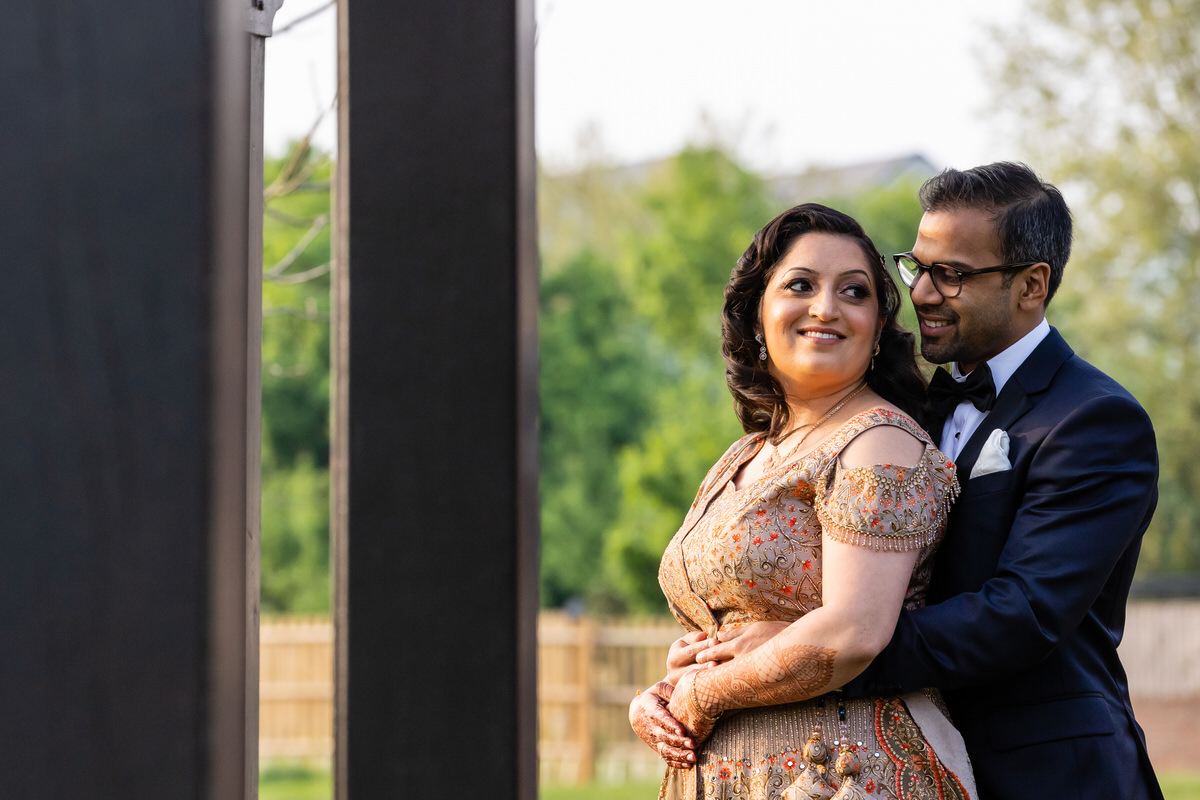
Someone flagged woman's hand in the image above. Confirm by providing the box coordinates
[667,668,721,748]
[666,631,715,685]
[628,680,696,770]
[695,621,790,666]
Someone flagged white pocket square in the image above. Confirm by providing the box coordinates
[970,429,1011,479]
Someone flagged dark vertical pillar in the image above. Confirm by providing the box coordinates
[333,0,538,796]
[0,2,254,799]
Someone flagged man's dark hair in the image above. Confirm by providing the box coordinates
[920,162,1072,304]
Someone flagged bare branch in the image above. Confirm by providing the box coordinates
[264,94,337,203]
[266,363,312,378]
[270,262,332,286]
[265,214,330,279]
[265,206,320,227]
[263,305,329,322]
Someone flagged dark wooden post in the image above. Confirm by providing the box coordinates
[0,1,257,798]
[332,0,539,797]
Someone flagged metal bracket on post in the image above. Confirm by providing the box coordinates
[247,0,284,37]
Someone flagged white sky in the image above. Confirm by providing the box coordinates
[264,0,1029,173]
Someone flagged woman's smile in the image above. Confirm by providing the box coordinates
[796,326,846,342]
[759,232,883,400]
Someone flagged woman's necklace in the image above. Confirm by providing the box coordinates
[765,381,868,470]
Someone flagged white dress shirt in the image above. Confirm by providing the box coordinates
[939,318,1051,461]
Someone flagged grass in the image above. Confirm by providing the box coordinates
[540,781,661,800]
[1164,772,1200,800]
[256,766,660,800]
[259,763,332,800]
[259,764,1198,800]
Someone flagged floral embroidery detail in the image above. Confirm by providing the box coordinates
[657,409,957,700]
[875,697,970,800]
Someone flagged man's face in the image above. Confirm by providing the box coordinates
[909,208,1021,373]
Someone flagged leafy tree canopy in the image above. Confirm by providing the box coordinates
[992,0,1200,571]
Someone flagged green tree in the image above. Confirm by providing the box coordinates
[539,249,655,608]
[603,148,773,611]
[260,142,333,612]
[992,0,1200,572]
[615,148,776,361]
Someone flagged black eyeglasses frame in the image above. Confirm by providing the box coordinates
[892,252,1042,299]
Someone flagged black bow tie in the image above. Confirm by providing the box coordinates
[929,363,997,416]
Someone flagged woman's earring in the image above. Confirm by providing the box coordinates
[870,343,880,372]
[755,334,768,362]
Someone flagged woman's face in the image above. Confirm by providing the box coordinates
[759,232,884,401]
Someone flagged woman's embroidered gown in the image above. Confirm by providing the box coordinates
[657,409,975,800]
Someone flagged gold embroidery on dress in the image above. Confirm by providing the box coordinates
[656,409,968,800]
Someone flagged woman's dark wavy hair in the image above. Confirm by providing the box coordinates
[722,203,931,442]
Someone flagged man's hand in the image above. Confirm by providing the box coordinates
[695,620,790,665]
[666,631,715,685]
[629,680,696,770]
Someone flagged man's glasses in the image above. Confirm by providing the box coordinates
[893,253,1040,299]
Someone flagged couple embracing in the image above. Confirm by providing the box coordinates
[629,162,1162,800]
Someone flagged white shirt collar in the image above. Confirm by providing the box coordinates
[951,317,1051,393]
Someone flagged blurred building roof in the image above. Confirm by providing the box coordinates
[767,154,937,204]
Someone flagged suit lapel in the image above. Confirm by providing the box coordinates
[949,328,1074,489]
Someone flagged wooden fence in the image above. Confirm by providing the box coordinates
[259,601,1200,781]
[259,616,334,760]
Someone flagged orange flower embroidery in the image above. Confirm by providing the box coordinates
[752,536,763,545]
[802,560,813,571]
[787,517,797,528]
[769,532,780,541]
[781,586,794,595]
[745,580,757,588]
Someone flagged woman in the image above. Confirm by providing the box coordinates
[628,204,975,800]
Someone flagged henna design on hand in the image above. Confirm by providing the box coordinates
[629,680,696,769]
[693,638,837,714]
[666,670,721,747]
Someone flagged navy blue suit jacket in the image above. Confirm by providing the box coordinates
[853,329,1162,800]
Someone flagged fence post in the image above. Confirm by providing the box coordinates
[578,616,596,783]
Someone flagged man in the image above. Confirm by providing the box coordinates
[851,162,1162,799]
[632,162,1164,798]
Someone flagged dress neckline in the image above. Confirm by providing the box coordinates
[725,407,930,495]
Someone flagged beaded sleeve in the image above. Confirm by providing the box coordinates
[816,451,959,552]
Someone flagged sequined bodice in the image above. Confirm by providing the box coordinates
[658,409,958,637]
